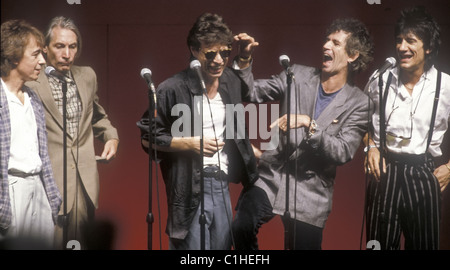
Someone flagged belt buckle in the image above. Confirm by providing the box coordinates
[204,165,219,178]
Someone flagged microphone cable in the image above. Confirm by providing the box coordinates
[153,110,163,250]
[139,69,163,250]
[359,88,370,250]
[151,87,163,250]
[360,72,376,250]
[292,73,299,250]
[202,90,236,249]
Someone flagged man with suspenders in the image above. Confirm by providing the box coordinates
[365,6,450,250]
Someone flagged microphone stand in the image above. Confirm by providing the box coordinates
[146,84,156,250]
[377,70,393,244]
[190,60,207,250]
[361,74,375,250]
[60,79,69,249]
[199,93,206,250]
[283,68,294,250]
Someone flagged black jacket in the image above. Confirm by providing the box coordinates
[137,66,258,239]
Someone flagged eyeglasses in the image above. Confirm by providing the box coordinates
[202,48,232,61]
[385,106,413,140]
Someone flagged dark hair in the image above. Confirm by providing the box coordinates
[187,13,233,52]
[395,6,440,71]
[1,19,45,77]
[326,18,374,74]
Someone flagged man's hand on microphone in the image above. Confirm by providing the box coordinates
[234,33,259,69]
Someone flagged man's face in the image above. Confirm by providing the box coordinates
[16,35,46,81]
[322,30,355,76]
[44,26,78,74]
[396,32,429,73]
[191,43,231,82]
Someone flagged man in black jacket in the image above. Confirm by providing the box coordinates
[138,13,258,250]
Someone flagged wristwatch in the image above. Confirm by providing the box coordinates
[364,145,377,153]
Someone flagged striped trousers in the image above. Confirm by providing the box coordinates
[366,153,441,250]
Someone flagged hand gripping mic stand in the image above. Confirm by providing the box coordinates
[45,66,69,249]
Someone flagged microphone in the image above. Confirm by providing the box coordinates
[45,66,67,82]
[190,59,207,94]
[372,57,396,80]
[140,68,156,94]
[279,55,291,72]
[140,68,157,116]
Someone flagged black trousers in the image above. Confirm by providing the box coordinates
[366,153,441,250]
[232,185,323,250]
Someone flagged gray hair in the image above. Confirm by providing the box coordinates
[45,16,82,58]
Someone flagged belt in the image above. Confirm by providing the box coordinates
[386,152,430,165]
[8,169,41,178]
[203,165,227,180]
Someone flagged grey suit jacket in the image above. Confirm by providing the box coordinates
[238,64,372,228]
[25,66,118,214]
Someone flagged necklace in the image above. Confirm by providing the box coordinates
[408,73,427,119]
[393,71,427,119]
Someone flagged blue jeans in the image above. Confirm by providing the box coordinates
[169,167,232,250]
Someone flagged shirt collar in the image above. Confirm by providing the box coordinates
[390,65,435,83]
[2,79,30,106]
[389,65,435,99]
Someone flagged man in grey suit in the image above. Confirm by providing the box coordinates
[232,18,374,249]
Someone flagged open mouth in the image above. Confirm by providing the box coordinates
[399,54,413,62]
[323,53,333,66]
[208,65,224,75]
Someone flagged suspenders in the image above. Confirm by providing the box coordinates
[427,70,442,151]
[380,70,442,156]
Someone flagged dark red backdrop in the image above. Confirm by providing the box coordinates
[2,0,449,250]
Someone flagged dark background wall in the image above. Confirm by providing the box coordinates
[2,0,449,250]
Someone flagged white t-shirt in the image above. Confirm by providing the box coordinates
[202,92,229,173]
[2,79,42,174]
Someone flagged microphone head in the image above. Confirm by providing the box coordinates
[45,66,56,76]
[279,55,290,65]
[386,57,396,66]
[140,68,152,78]
[190,59,201,70]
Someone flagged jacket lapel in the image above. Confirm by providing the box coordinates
[299,74,319,116]
[34,71,64,129]
[70,66,86,142]
[314,84,349,128]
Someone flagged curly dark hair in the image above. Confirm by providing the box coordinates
[326,18,374,75]
[187,13,233,52]
[395,6,440,71]
[1,20,44,77]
